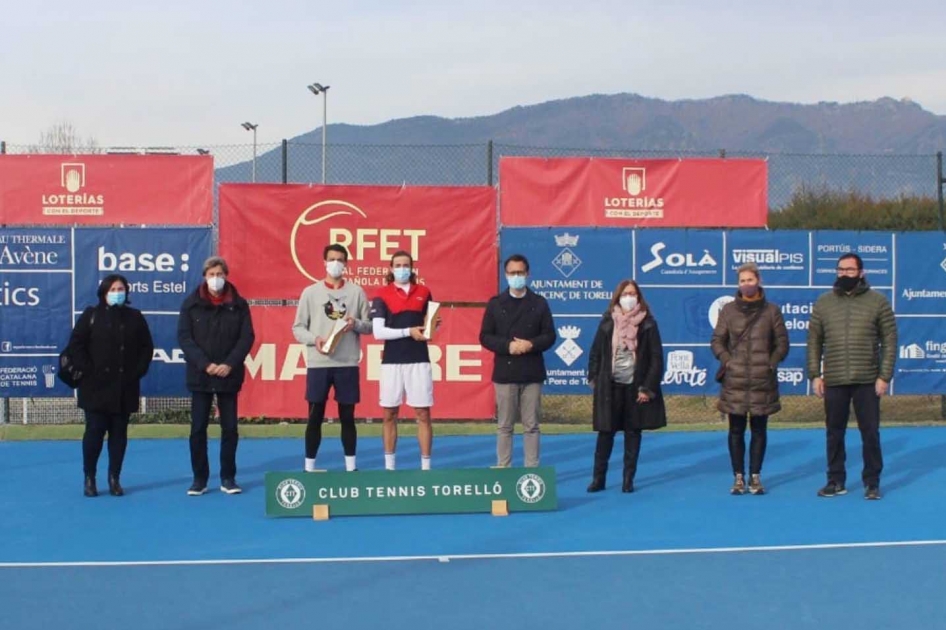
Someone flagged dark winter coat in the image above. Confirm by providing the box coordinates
[479,289,556,384]
[177,282,255,394]
[587,311,667,432]
[68,304,154,415]
[710,290,789,416]
[806,278,897,386]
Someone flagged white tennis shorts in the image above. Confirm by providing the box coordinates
[379,363,434,408]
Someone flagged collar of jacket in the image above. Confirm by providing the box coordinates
[833,277,871,297]
[735,287,767,311]
[499,288,533,302]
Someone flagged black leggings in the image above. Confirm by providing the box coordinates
[306,402,356,458]
[728,414,768,475]
[82,411,130,477]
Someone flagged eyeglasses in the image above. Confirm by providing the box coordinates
[506,271,528,277]
[836,267,859,273]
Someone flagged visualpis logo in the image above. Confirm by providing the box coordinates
[41,163,105,216]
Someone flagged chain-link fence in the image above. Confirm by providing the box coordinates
[2,141,944,425]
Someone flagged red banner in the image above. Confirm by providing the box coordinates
[219,185,497,302]
[240,306,495,420]
[0,155,213,225]
[499,157,767,227]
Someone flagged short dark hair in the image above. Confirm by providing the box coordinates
[504,254,530,273]
[838,253,863,271]
[324,243,349,261]
[96,274,131,305]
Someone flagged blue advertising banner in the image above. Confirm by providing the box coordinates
[635,229,724,286]
[499,227,632,315]
[892,232,946,316]
[73,227,210,313]
[811,231,894,287]
[498,228,937,396]
[0,226,211,397]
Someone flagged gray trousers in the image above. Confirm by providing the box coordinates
[495,382,542,467]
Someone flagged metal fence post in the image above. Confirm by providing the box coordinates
[937,151,944,232]
[0,140,6,154]
[719,148,726,159]
[487,140,494,186]
[282,139,288,184]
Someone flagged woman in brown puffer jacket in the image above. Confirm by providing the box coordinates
[711,263,789,496]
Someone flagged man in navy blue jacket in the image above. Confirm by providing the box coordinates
[479,254,556,467]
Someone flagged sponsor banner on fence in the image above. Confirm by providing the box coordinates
[500,227,632,315]
[893,232,946,315]
[240,306,495,419]
[219,184,498,302]
[811,231,894,287]
[0,226,211,397]
[499,157,767,227]
[0,155,213,225]
[72,227,211,313]
[895,317,946,394]
[726,229,809,286]
[266,467,557,517]
[635,229,725,286]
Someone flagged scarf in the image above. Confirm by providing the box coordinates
[611,304,646,368]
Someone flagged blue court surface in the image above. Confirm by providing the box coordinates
[2,426,945,630]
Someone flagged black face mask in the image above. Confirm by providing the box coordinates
[835,275,860,292]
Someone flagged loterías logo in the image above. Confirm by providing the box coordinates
[289,199,428,288]
[604,165,665,220]
[40,163,105,216]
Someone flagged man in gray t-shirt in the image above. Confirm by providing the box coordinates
[292,244,371,472]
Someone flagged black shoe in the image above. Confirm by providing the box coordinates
[220,478,242,495]
[84,475,98,498]
[187,480,208,496]
[586,477,606,493]
[622,471,634,493]
[108,474,124,497]
[865,485,882,500]
[817,481,847,497]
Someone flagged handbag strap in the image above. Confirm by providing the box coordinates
[728,306,765,354]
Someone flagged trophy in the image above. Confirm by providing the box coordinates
[320,318,348,354]
[423,302,441,340]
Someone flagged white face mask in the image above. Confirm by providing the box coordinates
[325,260,345,279]
[619,295,637,311]
[206,276,225,292]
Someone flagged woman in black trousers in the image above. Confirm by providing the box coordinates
[586,280,667,493]
[67,274,154,497]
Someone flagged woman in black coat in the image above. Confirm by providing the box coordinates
[586,280,666,493]
[67,274,154,497]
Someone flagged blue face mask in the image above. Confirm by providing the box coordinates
[507,275,528,291]
[107,291,126,307]
[392,267,412,283]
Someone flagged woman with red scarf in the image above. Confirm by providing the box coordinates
[586,280,666,493]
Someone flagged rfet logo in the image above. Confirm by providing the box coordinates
[289,199,428,288]
[41,162,105,216]
[604,166,665,219]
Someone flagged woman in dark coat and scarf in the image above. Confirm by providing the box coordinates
[586,280,666,493]
[67,274,154,497]
[711,263,789,496]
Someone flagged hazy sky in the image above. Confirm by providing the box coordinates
[1,0,943,149]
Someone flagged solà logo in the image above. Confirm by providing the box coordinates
[642,242,717,273]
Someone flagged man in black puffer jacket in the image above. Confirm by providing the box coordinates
[178,256,255,496]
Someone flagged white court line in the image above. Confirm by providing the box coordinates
[2,539,945,569]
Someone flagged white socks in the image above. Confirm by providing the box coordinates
[304,458,318,472]
[421,456,431,471]
[385,453,396,471]
[345,456,357,472]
